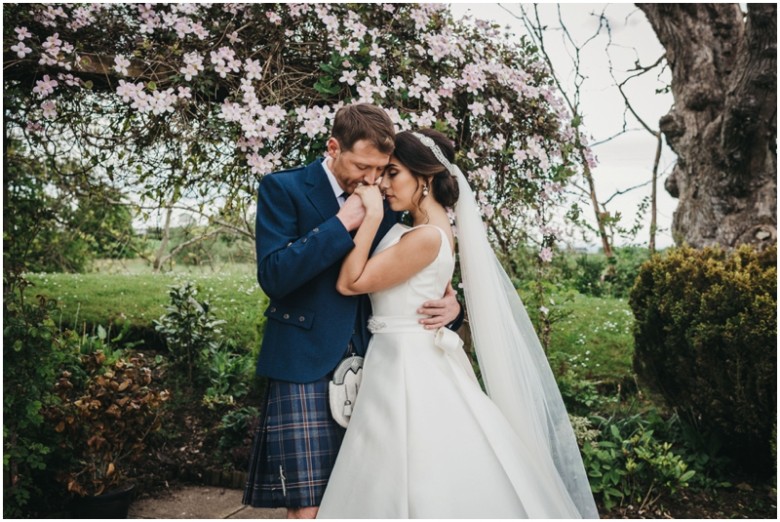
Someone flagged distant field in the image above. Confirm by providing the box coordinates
[26,262,267,352]
[26,261,634,384]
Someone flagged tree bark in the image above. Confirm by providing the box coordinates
[638,3,777,248]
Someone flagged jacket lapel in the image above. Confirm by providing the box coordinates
[305,159,340,220]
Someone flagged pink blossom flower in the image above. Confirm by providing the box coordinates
[11,41,32,58]
[367,62,381,78]
[244,58,263,81]
[382,4,396,13]
[409,7,431,31]
[413,73,431,90]
[181,51,205,81]
[288,4,312,18]
[114,55,131,76]
[227,31,242,44]
[584,148,598,169]
[219,101,244,122]
[42,33,63,56]
[513,149,528,162]
[339,70,357,86]
[210,47,241,78]
[26,121,44,133]
[437,77,457,98]
[422,90,441,111]
[299,116,327,139]
[391,76,406,92]
[467,101,486,117]
[344,40,361,55]
[443,111,458,129]
[41,100,57,119]
[32,75,58,98]
[461,63,487,94]
[116,80,144,103]
[369,43,385,59]
[15,26,32,40]
[412,110,435,127]
[247,151,281,175]
[539,247,553,263]
[266,11,282,25]
[57,73,81,87]
[177,86,192,99]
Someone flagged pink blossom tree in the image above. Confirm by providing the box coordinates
[4,3,582,276]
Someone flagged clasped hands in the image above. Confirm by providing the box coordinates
[336,179,384,232]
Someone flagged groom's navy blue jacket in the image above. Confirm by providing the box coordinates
[254,159,398,383]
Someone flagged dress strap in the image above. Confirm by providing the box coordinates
[400,224,453,255]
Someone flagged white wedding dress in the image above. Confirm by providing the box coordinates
[318,224,582,519]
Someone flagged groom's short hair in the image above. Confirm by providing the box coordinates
[332,103,395,155]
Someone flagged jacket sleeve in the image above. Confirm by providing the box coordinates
[255,174,354,300]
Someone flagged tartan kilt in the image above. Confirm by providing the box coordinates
[242,376,345,509]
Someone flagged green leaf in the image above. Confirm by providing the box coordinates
[313,77,340,95]
[680,470,696,482]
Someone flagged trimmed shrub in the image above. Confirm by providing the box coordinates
[629,244,776,472]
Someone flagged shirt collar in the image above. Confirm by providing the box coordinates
[321,156,345,202]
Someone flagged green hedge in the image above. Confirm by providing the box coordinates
[629,244,776,472]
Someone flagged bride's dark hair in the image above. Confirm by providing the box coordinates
[393,129,460,208]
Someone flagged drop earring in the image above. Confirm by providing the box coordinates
[422,185,429,197]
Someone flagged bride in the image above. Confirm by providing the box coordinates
[317,129,598,519]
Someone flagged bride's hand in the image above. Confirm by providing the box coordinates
[354,183,384,218]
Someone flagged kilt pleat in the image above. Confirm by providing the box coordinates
[243,377,345,508]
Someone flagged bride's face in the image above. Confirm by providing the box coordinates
[380,156,425,212]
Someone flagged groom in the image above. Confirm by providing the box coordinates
[243,103,462,519]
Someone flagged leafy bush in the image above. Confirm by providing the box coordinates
[555,247,650,298]
[217,406,260,469]
[630,244,776,472]
[154,282,225,387]
[581,413,694,512]
[3,274,81,517]
[202,340,255,408]
[46,351,169,496]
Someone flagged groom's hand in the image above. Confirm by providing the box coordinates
[417,282,461,330]
[337,193,366,232]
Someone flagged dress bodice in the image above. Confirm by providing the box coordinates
[368,224,455,317]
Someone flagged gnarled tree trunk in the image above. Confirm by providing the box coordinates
[638,3,776,248]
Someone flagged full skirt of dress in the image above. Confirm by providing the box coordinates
[317,326,582,519]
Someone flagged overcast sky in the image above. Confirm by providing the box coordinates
[450,3,678,249]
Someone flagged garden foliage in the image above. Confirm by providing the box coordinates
[630,244,777,472]
[3,275,78,517]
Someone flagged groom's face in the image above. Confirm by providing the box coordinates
[327,138,390,194]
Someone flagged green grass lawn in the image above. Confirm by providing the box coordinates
[26,262,635,385]
[547,293,634,384]
[26,262,268,352]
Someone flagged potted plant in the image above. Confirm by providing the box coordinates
[47,350,169,518]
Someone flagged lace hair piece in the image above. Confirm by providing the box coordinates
[411,132,455,174]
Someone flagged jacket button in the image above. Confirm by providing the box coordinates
[286,242,292,247]
[302,237,308,243]
[299,316,305,322]
[313,227,320,233]
[270,307,277,312]
[283,313,290,319]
